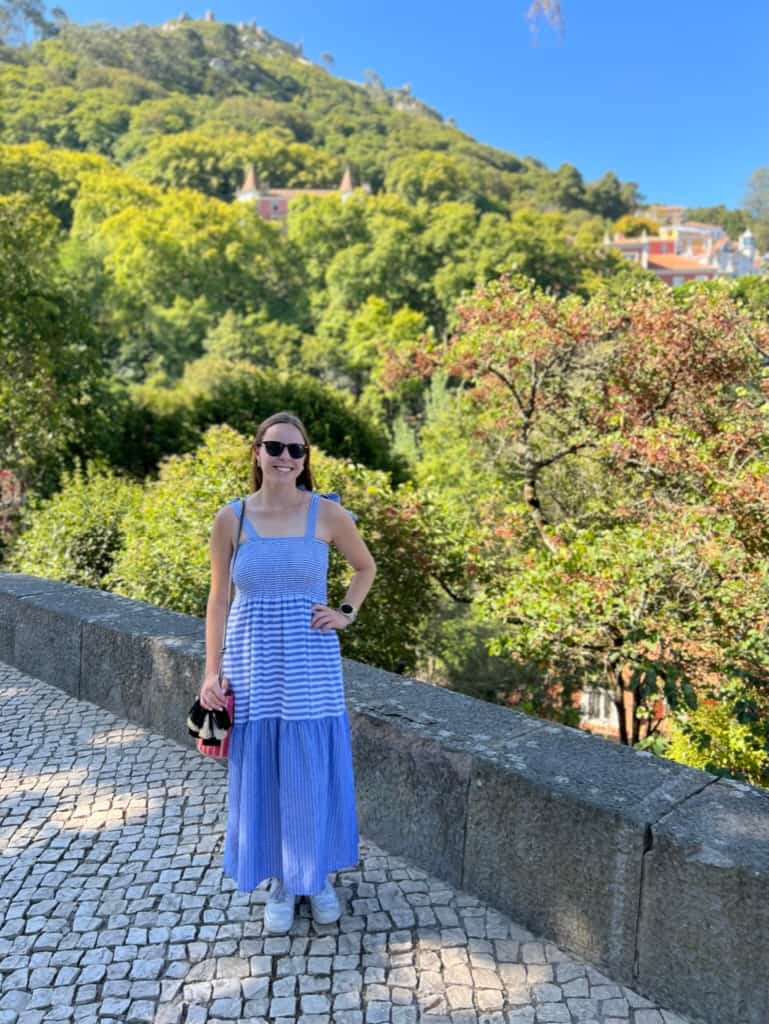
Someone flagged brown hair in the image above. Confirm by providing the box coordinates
[250,411,314,493]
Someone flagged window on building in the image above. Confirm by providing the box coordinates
[673,275,684,286]
[581,686,616,724]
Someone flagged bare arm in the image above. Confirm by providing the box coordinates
[201,506,239,708]
[310,499,376,631]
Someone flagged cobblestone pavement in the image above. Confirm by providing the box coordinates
[0,663,693,1024]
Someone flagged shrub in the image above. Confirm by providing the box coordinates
[664,682,769,788]
[109,424,450,673]
[6,423,456,675]
[106,425,250,612]
[5,461,142,588]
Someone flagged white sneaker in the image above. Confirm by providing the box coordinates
[264,879,295,933]
[310,877,341,924]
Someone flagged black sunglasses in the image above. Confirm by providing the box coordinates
[258,440,308,459]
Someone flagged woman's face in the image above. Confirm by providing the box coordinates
[256,423,308,485]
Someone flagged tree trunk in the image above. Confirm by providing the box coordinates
[608,665,629,745]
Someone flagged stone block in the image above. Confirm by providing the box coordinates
[81,603,201,730]
[10,580,132,697]
[349,712,470,888]
[636,778,769,1024]
[462,723,714,986]
[345,659,537,890]
[0,573,65,664]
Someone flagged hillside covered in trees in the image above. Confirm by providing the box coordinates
[2,9,768,786]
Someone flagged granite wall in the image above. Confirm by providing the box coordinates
[1,572,766,1024]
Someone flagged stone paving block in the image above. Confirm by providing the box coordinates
[334,990,361,1010]
[533,1004,570,1022]
[365,1002,391,1023]
[268,994,296,1017]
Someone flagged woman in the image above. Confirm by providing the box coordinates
[199,411,377,933]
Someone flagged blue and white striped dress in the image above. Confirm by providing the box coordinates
[221,491,359,896]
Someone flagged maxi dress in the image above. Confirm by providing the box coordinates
[221,490,360,896]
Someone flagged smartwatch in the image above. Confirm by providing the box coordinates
[339,603,357,623]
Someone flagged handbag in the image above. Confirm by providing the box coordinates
[187,497,246,757]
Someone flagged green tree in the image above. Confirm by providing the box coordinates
[90,187,306,377]
[107,356,403,481]
[0,193,108,494]
[388,274,769,769]
[613,214,660,237]
[127,129,341,201]
[585,171,636,220]
[0,141,109,228]
[742,167,769,251]
[385,151,478,207]
[536,163,585,212]
[0,0,60,45]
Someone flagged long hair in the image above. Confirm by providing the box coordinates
[250,411,314,492]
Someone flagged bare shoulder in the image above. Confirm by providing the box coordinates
[317,495,355,542]
[318,495,354,521]
[210,501,242,544]
[213,502,239,527]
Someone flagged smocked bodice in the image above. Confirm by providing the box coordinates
[228,493,329,604]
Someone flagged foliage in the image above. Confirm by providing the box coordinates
[106,425,250,613]
[86,187,307,377]
[312,457,467,673]
[0,17,641,227]
[6,460,142,586]
[0,141,109,227]
[0,192,109,495]
[613,214,659,237]
[99,424,458,674]
[106,356,406,481]
[386,273,769,774]
[0,0,61,47]
[127,128,341,202]
[665,679,769,788]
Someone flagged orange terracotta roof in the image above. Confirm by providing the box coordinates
[690,238,729,256]
[647,254,717,271]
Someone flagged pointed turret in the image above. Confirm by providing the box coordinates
[235,164,263,202]
[339,165,355,197]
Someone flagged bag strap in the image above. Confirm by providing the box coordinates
[218,497,247,681]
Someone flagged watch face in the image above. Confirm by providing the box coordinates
[341,604,354,615]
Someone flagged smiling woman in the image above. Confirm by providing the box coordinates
[199,410,377,934]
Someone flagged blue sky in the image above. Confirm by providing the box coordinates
[59,0,767,210]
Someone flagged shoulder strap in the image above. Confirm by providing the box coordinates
[218,498,247,678]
